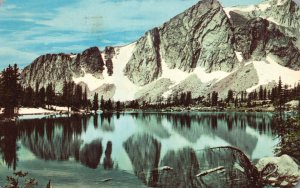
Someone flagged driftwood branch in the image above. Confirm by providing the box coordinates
[101,178,112,182]
[196,166,225,177]
[208,145,262,185]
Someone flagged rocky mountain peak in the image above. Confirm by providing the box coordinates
[125,0,238,86]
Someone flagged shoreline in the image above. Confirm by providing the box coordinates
[1,105,298,122]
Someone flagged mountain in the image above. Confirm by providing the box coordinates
[20,0,300,101]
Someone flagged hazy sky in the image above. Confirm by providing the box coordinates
[0,0,263,69]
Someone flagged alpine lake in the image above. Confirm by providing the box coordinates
[0,112,279,188]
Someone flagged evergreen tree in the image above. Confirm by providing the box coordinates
[22,86,34,107]
[211,91,218,106]
[267,89,271,100]
[278,77,283,118]
[92,93,99,113]
[180,92,186,105]
[227,89,234,103]
[283,84,289,104]
[106,98,112,111]
[100,95,105,111]
[74,85,83,109]
[241,91,244,102]
[263,88,267,100]
[253,90,258,100]
[46,83,55,108]
[173,93,179,106]
[0,64,21,115]
[62,80,69,110]
[116,101,121,111]
[185,91,192,106]
[259,86,263,100]
[38,87,46,107]
[83,87,88,111]
[167,96,172,106]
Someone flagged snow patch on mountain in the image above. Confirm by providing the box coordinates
[73,43,139,101]
[224,2,271,18]
[235,51,244,63]
[246,55,300,92]
[160,57,230,98]
[161,58,230,85]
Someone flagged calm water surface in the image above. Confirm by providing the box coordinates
[0,112,278,187]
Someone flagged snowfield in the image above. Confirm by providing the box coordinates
[0,106,69,115]
[160,56,230,98]
[246,55,300,92]
[224,2,271,18]
[18,108,58,115]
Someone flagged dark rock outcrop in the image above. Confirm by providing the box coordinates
[234,17,300,69]
[21,47,105,91]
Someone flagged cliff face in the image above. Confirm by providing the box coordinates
[125,0,238,86]
[234,17,300,69]
[21,47,105,91]
[159,0,237,72]
[124,28,162,86]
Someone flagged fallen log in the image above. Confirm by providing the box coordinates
[196,166,225,177]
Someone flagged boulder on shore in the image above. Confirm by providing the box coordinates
[256,155,300,187]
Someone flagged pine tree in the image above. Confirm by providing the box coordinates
[283,84,289,104]
[46,83,55,108]
[180,92,186,105]
[263,88,267,100]
[278,77,283,118]
[74,85,83,109]
[83,87,88,111]
[173,93,179,106]
[241,91,244,103]
[211,91,218,106]
[259,86,263,100]
[185,91,192,106]
[106,98,112,111]
[92,93,99,114]
[116,101,121,111]
[23,86,34,107]
[227,89,234,103]
[100,95,105,111]
[0,64,21,115]
[39,87,46,107]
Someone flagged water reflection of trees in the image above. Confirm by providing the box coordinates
[0,115,116,170]
[100,113,115,132]
[0,122,18,170]
[104,141,113,170]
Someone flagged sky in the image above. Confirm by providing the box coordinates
[0,0,263,70]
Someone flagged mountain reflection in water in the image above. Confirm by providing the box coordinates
[0,112,277,187]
